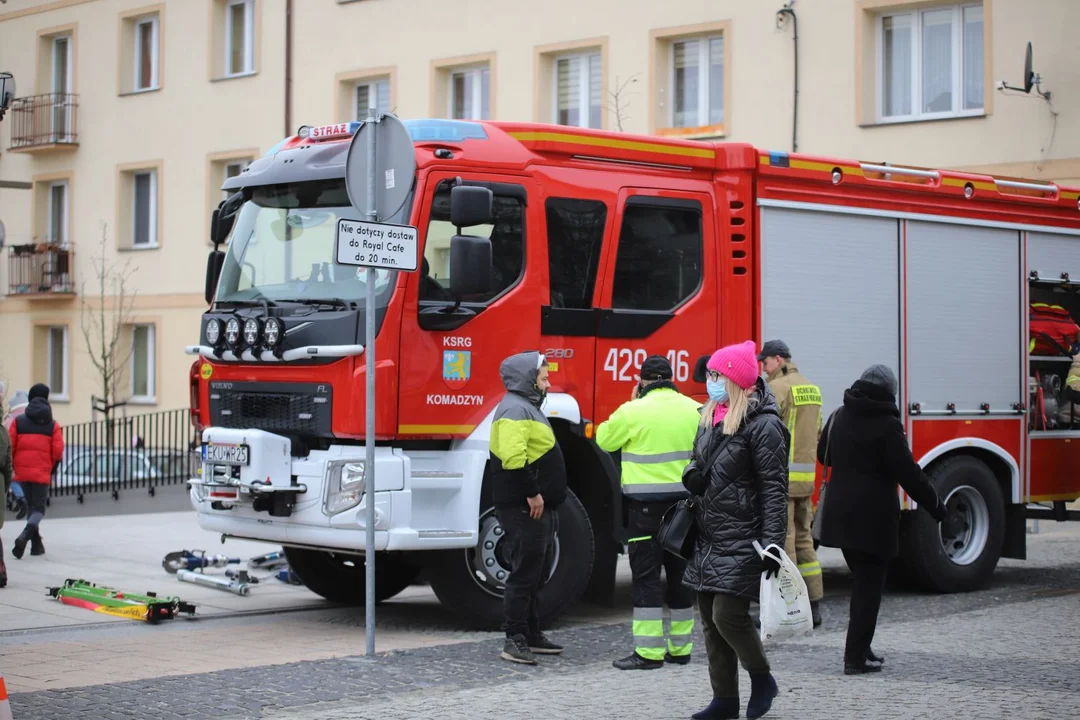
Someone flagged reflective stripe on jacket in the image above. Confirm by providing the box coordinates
[767,361,821,497]
[594,385,701,501]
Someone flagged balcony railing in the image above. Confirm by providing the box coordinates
[7,243,75,297]
[8,93,80,151]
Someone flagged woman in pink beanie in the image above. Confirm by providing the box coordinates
[680,340,789,720]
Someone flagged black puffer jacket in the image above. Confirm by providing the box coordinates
[681,378,790,600]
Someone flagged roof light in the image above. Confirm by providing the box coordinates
[403,119,487,143]
[306,122,362,142]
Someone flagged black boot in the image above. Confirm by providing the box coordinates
[30,532,45,556]
[866,647,884,665]
[746,672,778,719]
[12,528,29,560]
[692,697,739,720]
[811,600,822,627]
[844,659,883,675]
[0,539,7,587]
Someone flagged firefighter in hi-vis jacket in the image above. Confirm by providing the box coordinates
[596,355,703,670]
[760,339,824,627]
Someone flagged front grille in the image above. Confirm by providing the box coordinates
[209,381,332,437]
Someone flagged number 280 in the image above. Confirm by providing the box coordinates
[603,348,690,383]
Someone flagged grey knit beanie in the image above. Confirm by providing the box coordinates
[860,364,898,396]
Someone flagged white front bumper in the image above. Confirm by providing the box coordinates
[190,427,487,553]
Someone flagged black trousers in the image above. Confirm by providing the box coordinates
[842,547,889,664]
[628,500,695,658]
[496,504,557,639]
[21,482,48,536]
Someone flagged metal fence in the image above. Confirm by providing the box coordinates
[50,408,200,501]
[9,92,80,150]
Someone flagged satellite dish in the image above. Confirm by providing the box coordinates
[1024,42,1034,94]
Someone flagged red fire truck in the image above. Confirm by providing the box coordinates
[187,118,1080,628]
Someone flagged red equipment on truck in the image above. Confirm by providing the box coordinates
[187,118,1080,628]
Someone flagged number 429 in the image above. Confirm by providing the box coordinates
[603,348,690,383]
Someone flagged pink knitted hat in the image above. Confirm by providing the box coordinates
[707,340,760,390]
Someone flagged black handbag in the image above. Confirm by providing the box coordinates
[810,408,841,542]
[657,435,731,560]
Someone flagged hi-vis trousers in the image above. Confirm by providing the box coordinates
[786,495,823,602]
[627,499,695,661]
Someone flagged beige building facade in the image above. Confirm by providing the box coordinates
[0,0,1077,425]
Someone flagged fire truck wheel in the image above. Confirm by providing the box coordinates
[426,489,595,631]
[282,547,421,605]
[899,456,1005,594]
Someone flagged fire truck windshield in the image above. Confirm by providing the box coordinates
[214,178,412,307]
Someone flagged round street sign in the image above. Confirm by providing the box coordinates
[344,113,417,223]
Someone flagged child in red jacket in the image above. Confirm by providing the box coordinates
[9,383,64,559]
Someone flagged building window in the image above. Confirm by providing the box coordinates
[225,0,255,77]
[355,79,390,120]
[223,160,248,194]
[611,200,703,312]
[133,15,159,91]
[132,170,158,247]
[51,35,73,140]
[554,52,602,128]
[672,36,724,129]
[130,324,155,401]
[878,3,984,121]
[48,181,69,246]
[450,66,490,120]
[47,326,69,401]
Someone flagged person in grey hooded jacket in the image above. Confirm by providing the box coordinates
[489,351,567,665]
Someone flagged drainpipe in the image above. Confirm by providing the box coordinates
[776,1,799,152]
[284,0,293,137]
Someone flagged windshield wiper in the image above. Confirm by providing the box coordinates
[278,298,356,311]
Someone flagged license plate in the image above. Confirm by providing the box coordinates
[204,443,250,465]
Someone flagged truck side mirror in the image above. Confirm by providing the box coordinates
[450,186,492,227]
[448,235,492,297]
[205,250,226,304]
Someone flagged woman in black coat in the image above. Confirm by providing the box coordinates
[816,364,948,675]
[681,341,789,720]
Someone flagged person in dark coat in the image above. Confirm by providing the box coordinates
[9,383,64,559]
[682,341,789,720]
[816,364,948,675]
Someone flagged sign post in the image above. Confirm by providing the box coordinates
[338,112,417,656]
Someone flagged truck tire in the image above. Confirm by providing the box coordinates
[899,456,1005,593]
[426,489,595,631]
[283,547,420,605]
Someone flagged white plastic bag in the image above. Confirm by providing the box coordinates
[753,540,813,642]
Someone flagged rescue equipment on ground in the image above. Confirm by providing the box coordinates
[162,549,298,595]
[1029,303,1080,357]
[47,578,196,623]
[177,568,253,596]
[163,549,242,574]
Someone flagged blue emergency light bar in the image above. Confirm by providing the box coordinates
[295,118,489,145]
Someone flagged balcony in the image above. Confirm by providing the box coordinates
[8,93,80,153]
[7,244,75,298]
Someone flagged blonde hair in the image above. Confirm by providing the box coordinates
[699,376,753,436]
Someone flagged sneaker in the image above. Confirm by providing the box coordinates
[527,632,564,655]
[664,651,691,665]
[500,634,538,665]
[612,652,664,670]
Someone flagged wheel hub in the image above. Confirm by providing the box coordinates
[466,508,561,598]
[937,484,990,566]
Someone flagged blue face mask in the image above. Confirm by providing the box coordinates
[707,379,728,404]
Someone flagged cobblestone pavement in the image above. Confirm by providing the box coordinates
[7,524,1080,719]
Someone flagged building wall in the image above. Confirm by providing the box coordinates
[1,0,1078,424]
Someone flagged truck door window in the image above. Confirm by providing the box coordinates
[611,199,703,312]
[546,198,607,309]
[420,180,526,305]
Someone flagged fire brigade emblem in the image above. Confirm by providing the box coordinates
[442,351,472,390]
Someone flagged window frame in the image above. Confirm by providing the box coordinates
[133,15,160,92]
[47,325,70,402]
[448,66,490,120]
[47,180,69,247]
[131,169,158,248]
[609,196,705,314]
[669,34,724,129]
[129,323,156,403]
[551,50,602,129]
[875,2,985,123]
[223,0,255,78]
[354,78,390,121]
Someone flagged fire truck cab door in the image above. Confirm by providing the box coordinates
[592,188,717,424]
[396,171,542,437]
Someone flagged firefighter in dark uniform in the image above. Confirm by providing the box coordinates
[596,355,703,670]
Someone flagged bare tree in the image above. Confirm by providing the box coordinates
[80,223,138,423]
[607,74,640,132]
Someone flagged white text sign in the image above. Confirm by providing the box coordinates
[335,219,418,271]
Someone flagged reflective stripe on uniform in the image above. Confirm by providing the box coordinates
[798,561,822,577]
[627,535,652,543]
[622,450,693,464]
[623,483,691,497]
[789,462,816,483]
[666,607,695,657]
[633,607,667,660]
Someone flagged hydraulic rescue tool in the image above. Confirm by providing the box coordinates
[48,579,197,623]
[177,568,252,596]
